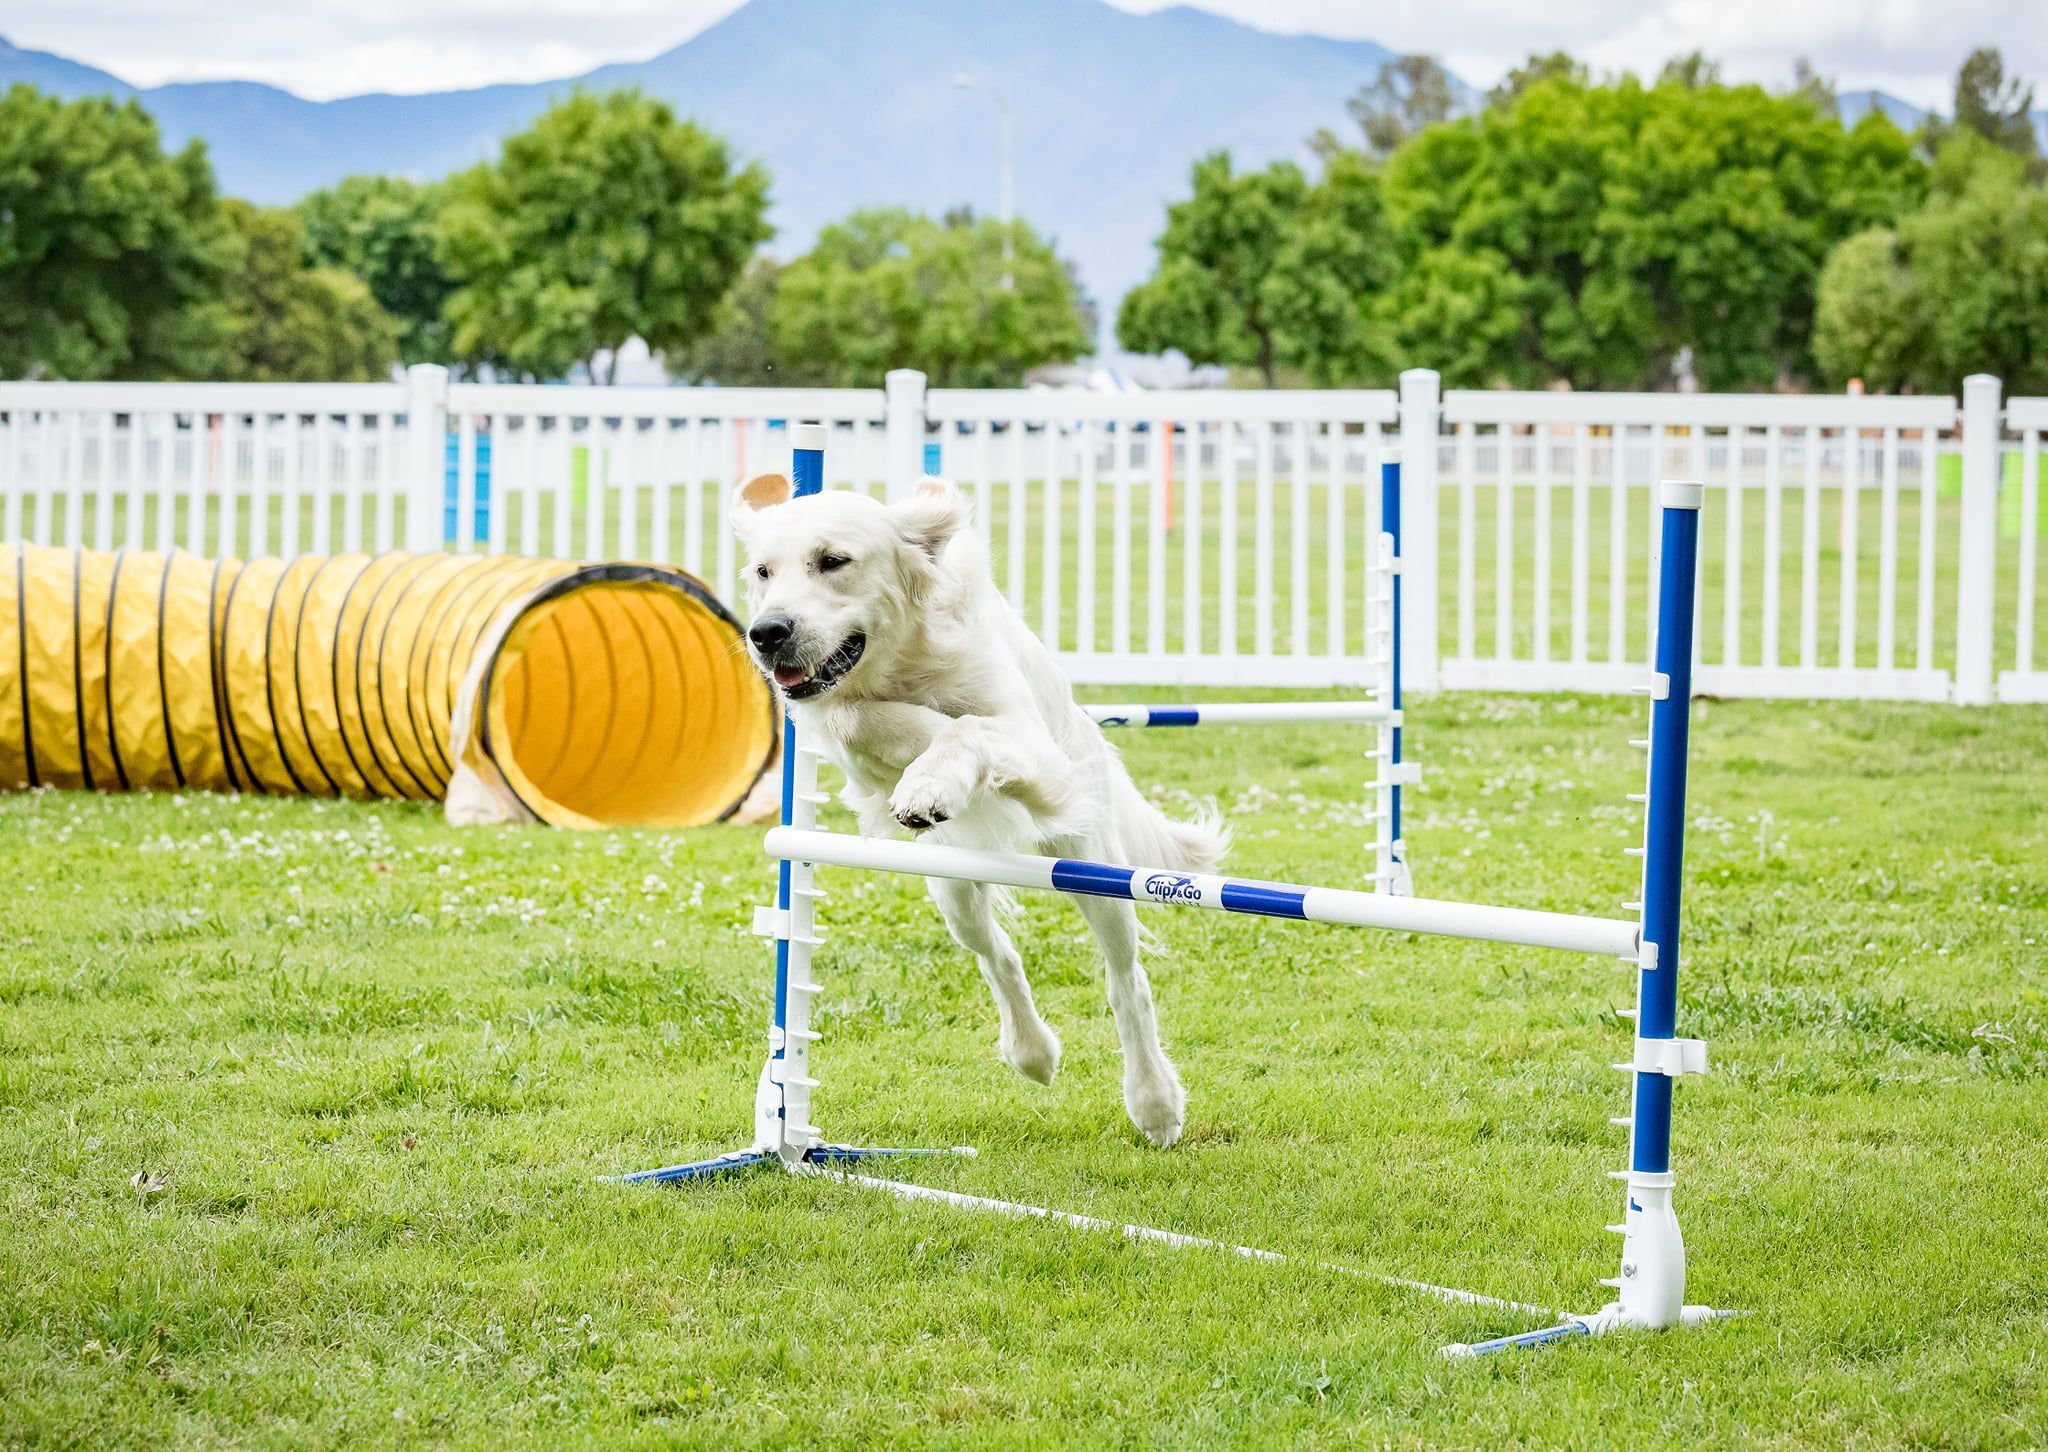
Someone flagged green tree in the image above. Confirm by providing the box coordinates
[1380,74,1924,388]
[1659,51,1723,90]
[1790,58,1837,114]
[1950,47,2038,158]
[437,89,771,383]
[769,209,1088,388]
[1487,52,1586,111]
[1314,55,1457,160]
[1118,152,1397,386]
[673,255,785,385]
[1820,136,2048,394]
[0,84,236,379]
[1812,228,1921,391]
[216,200,399,382]
[298,175,455,365]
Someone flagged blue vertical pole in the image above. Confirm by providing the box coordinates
[1380,457,1403,848]
[923,440,943,476]
[768,430,828,1126]
[1632,483,1701,1175]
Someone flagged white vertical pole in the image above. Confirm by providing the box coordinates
[280,413,302,557]
[2016,430,2039,678]
[1113,422,1133,656]
[1456,420,1475,663]
[1722,425,1744,667]
[1077,418,1097,655]
[1219,420,1238,657]
[1762,424,1782,671]
[1397,368,1441,689]
[1326,420,1345,662]
[1916,427,1938,672]
[1494,423,1513,661]
[1608,423,1628,663]
[1254,422,1274,656]
[0,396,19,545]
[1042,422,1063,648]
[1955,375,2001,704]
[403,364,449,555]
[1570,423,1589,666]
[884,369,927,502]
[1800,426,1821,669]
[1839,421,1861,671]
[1148,420,1168,654]
[1877,426,1900,672]
[1533,421,1552,663]
[123,408,147,551]
[1289,419,1309,657]
[1184,421,1204,656]
[456,410,479,553]
[1008,421,1027,615]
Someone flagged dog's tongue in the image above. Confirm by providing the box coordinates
[773,665,808,688]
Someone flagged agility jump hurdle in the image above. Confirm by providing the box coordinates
[626,425,1726,1356]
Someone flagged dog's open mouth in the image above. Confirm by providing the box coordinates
[773,633,866,700]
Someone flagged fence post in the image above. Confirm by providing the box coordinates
[1398,368,1442,691]
[403,363,450,554]
[1955,374,2001,705]
[884,369,928,501]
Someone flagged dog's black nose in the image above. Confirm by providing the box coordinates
[749,613,794,655]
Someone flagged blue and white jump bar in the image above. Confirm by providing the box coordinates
[764,828,1638,959]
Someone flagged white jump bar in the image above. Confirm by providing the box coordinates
[1084,700,1392,727]
[764,828,1640,958]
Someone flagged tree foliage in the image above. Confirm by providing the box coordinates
[437,89,771,383]
[1117,151,1396,386]
[1815,136,2048,394]
[1487,53,1586,112]
[1317,55,1457,160]
[766,209,1089,388]
[1950,47,2038,158]
[298,175,455,365]
[216,200,399,382]
[1378,74,1924,389]
[0,84,236,379]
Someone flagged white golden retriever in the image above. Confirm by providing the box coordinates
[734,471,1227,1147]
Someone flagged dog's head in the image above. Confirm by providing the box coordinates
[731,472,970,701]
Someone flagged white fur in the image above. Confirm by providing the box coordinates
[734,474,1228,1147]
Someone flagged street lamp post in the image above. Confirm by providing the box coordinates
[952,72,1014,290]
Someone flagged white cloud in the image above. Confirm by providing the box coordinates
[1109,0,2045,113]
[0,0,2038,110]
[0,0,747,99]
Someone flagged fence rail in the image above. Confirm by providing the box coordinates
[2,368,2042,705]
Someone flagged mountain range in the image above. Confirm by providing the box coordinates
[6,5,2047,325]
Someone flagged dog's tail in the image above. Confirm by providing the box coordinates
[1109,772,1230,874]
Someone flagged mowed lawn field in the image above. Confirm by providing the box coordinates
[2,692,2044,1448]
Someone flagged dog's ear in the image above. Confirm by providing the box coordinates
[730,472,793,540]
[890,476,970,560]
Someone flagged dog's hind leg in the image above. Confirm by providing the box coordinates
[1067,890,1185,1148]
[928,876,1062,1086]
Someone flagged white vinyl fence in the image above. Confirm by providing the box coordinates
[2,367,2043,705]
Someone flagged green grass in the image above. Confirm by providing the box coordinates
[3,693,2046,1446]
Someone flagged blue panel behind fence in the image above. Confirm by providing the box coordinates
[444,432,491,544]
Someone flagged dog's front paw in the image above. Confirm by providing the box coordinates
[1124,1058,1186,1149]
[891,757,970,832]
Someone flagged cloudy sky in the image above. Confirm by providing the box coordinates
[1,0,2039,110]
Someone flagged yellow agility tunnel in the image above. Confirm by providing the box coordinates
[0,543,777,829]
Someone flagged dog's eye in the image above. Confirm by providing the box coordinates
[753,563,772,581]
[816,553,851,573]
